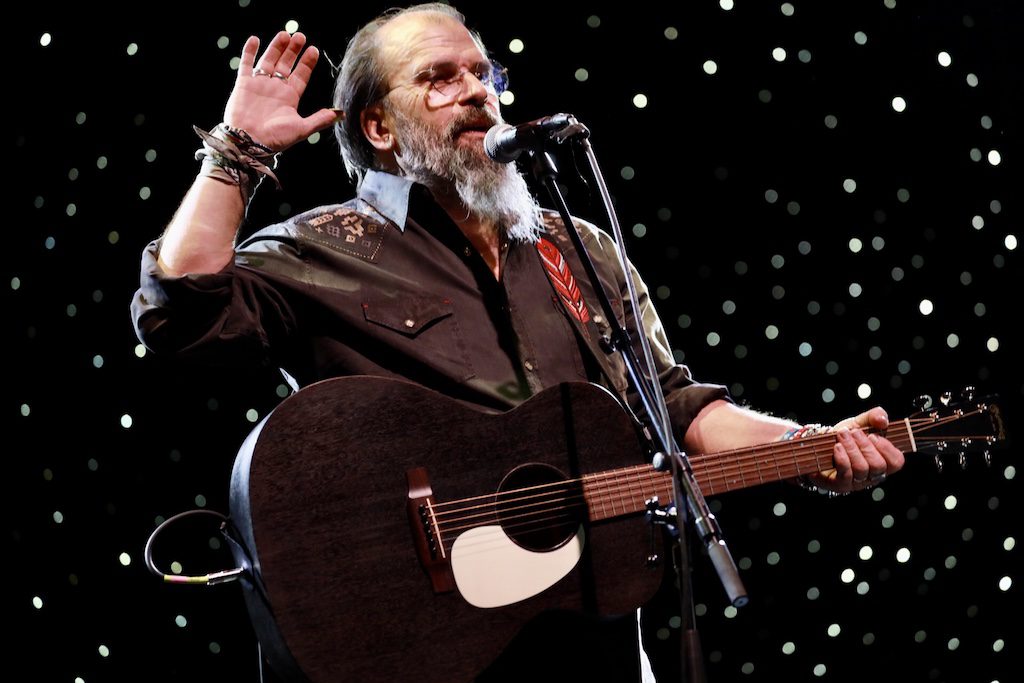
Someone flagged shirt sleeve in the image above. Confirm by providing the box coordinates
[130,225,303,368]
[576,220,733,446]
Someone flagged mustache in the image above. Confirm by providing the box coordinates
[445,107,501,140]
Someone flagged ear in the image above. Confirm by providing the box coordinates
[361,103,395,153]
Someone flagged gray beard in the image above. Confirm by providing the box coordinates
[387,105,542,243]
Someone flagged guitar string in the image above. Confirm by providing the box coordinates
[429,409,980,517]
[430,412,984,539]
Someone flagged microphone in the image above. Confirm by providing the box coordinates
[484,113,574,163]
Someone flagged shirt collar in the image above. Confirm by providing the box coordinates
[357,169,416,233]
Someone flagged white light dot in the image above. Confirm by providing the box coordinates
[822,388,835,403]
[772,47,787,62]
[765,325,780,340]
[813,664,827,677]
[882,514,894,528]
[993,639,1005,652]
[134,344,148,358]
[892,96,907,113]
[139,186,152,200]
[944,495,958,510]
[857,383,872,399]
[119,552,131,566]
[988,150,1002,165]
[966,73,979,87]
[1004,537,1015,551]
[720,0,734,10]
[849,283,863,297]
[664,27,679,40]
[948,637,960,651]
[841,569,856,584]
[574,68,589,82]
[843,178,857,193]
[33,596,44,609]
[859,546,873,560]
[998,576,1012,591]
[782,642,796,654]
[508,38,524,53]
[827,624,842,637]
[973,215,985,230]
[937,51,952,67]
[246,409,260,423]
[120,414,133,429]
[824,114,838,129]
[499,90,515,106]
[773,502,787,517]
[857,581,870,595]
[175,615,188,628]
[896,547,911,563]
[1005,235,1018,250]
[854,31,868,45]
[1006,465,1017,480]
[706,332,721,347]
[53,511,64,524]
[217,36,230,49]
[724,605,738,618]
[703,60,719,75]
[284,20,299,34]
[229,56,241,70]
[987,337,1000,352]
[919,299,934,315]
[633,94,649,108]
[40,33,52,47]
[947,333,960,349]
[798,342,812,357]
[127,42,139,56]
[99,645,110,657]
[307,131,321,144]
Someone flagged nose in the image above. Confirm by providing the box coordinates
[458,71,491,106]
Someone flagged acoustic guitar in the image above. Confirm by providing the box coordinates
[227,376,1004,683]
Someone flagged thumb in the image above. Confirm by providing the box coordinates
[301,108,345,137]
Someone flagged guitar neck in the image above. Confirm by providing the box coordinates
[583,420,915,522]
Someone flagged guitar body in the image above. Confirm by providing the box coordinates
[229,375,664,683]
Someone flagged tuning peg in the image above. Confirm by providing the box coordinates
[959,452,968,470]
[984,450,992,467]
[961,386,977,402]
[914,394,933,411]
[940,391,953,406]
[933,454,944,473]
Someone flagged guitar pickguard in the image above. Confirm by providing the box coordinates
[451,525,586,608]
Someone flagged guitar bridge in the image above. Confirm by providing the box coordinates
[407,467,456,594]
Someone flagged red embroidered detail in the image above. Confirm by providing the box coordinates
[537,237,591,324]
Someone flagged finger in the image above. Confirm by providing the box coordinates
[850,429,887,478]
[300,108,345,137]
[237,36,260,76]
[840,430,871,482]
[256,31,293,73]
[289,44,321,93]
[275,32,307,76]
[833,437,853,480]
[869,433,906,472]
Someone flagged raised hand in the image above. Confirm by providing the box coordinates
[223,31,340,152]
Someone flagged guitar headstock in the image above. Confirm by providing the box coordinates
[905,386,1007,472]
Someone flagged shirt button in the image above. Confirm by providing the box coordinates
[463,246,472,258]
[524,360,535,371]
[404,319,416,328]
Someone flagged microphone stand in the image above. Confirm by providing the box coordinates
[522,116,749,683]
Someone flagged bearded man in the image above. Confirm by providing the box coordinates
[132,4,905,682]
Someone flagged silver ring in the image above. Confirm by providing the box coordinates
[252,67,272,77]
[869,472,887,481]
[273,71,289,81]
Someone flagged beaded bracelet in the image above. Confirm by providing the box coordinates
[193,124,282,207]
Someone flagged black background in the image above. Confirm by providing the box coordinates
[7,2,1022,682]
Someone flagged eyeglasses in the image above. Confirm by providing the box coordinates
[387,61,509,103]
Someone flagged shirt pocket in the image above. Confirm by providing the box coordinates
[361,291,476,381]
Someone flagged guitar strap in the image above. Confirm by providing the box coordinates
[534,211,630,397]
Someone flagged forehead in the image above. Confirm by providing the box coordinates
[376,12,487,79]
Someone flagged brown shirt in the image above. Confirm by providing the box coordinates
[131,169,728,442]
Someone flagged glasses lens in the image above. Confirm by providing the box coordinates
[489,62,509,95]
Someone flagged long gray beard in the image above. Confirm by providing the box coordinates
[388,105,543,243]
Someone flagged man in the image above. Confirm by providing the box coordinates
[132,4,905,682]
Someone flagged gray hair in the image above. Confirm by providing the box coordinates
[332,3,487,185]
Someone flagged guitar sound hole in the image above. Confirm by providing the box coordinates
[497,463,585,552]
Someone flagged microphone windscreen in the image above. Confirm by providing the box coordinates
[483,123,519,163]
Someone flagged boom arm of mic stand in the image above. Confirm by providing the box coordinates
[525,124,749,610]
